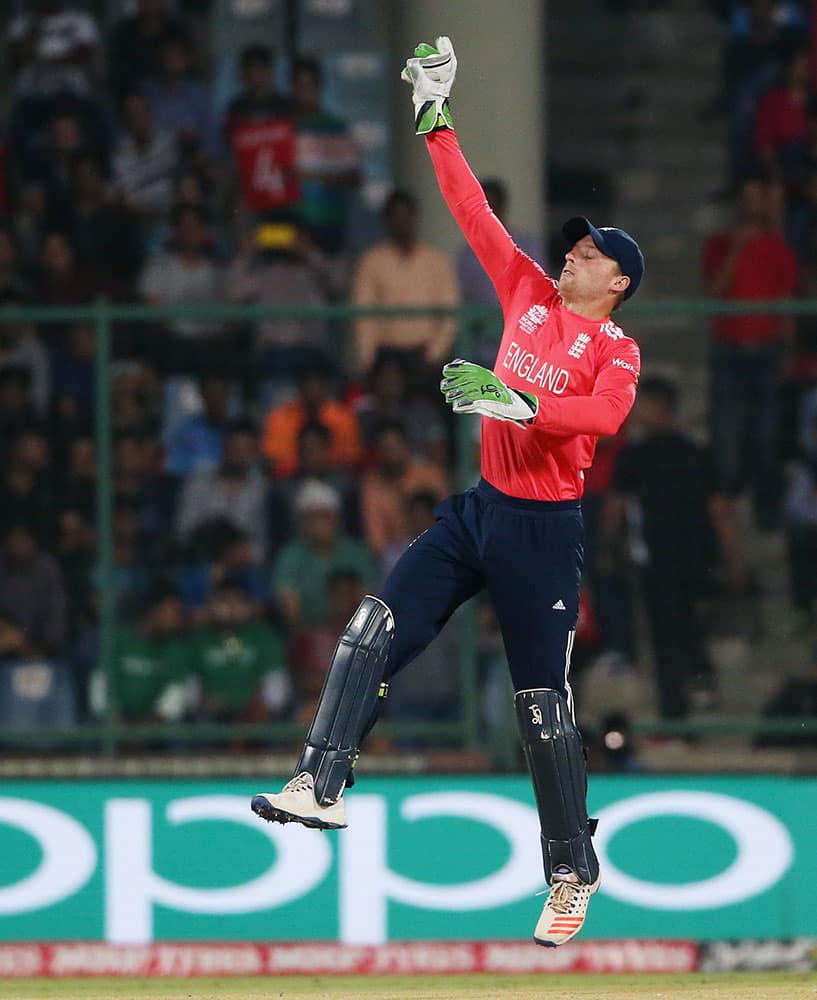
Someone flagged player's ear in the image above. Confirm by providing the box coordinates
[611,273,630,297]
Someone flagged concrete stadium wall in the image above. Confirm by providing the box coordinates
[388,1,546,255]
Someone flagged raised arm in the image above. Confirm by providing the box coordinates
[425,129,521,300]
[402,36,536,309]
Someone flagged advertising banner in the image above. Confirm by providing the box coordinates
[0,940,701,978]
[0,775,813,945]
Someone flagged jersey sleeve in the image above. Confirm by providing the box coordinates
[425,129,549,310]
[533,338,641,437]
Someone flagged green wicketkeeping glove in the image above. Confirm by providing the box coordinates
[400,36,456,135]
[440,359,539,427]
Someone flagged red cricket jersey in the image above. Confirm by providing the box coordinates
[229,117,299,213]
[702,229,798,345]
[426,129,641,501]
[753,87,807,158]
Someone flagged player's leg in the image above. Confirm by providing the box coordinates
[251,593,394,829]
[514,688,600,947]
[482,493,598,945]
[252,493,483,829]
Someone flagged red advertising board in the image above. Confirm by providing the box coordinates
[0,940,700,978]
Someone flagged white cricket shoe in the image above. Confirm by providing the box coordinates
[533,868,601,947]
[251,772,347,830]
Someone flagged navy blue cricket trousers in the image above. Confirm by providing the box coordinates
[379,478,583,701]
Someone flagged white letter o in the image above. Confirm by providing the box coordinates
[594,790,793,910]
[0,799,96,913]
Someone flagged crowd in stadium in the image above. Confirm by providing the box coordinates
[0,0,815,743]
[702,0,817,738]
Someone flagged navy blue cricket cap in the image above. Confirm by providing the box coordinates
[562,216,645,300]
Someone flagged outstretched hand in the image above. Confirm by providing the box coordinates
[401,36,457,134]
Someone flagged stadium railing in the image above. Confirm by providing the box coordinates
[0,298,815,757]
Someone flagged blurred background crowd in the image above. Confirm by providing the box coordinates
[0,0,816,764]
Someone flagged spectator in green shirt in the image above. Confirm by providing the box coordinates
[273,478,373,627]
[291,56,361,256]
[191,581,290,722]
[93,588,194,723]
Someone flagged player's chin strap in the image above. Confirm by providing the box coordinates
[295,596,394,805]
[515,688,600,885]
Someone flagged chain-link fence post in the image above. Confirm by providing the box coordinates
[94,300,116,756]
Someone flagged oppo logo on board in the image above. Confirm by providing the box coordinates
[0,790,795,944]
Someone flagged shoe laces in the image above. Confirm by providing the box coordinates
[284,772,314,794]
[548,878,582,914]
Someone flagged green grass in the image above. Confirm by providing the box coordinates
[0,973,815,1000]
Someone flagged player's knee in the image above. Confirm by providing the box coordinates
[515,688,576,736]
[344,595,395,648]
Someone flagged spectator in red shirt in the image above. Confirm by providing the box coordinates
[224,45,298,223]
[718,0,807,177]
[754,43,811,181]
[703,173,799,527]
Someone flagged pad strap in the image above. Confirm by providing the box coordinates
[296,596,394,804]
[515,688,599,885]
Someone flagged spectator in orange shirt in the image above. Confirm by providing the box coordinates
[361,420,448,559]
[352,189,459,388]
[261,360,361,477]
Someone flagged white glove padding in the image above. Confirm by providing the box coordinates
[441,358,538,428]
[401,36,457,134]
[452,397,535,428]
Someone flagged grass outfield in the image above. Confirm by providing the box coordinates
[0,973,815,1000]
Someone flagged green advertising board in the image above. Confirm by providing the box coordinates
[0,775,813,943]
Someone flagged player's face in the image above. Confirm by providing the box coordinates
[559,235,624,303]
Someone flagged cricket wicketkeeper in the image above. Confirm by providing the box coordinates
[252,35,644,946]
